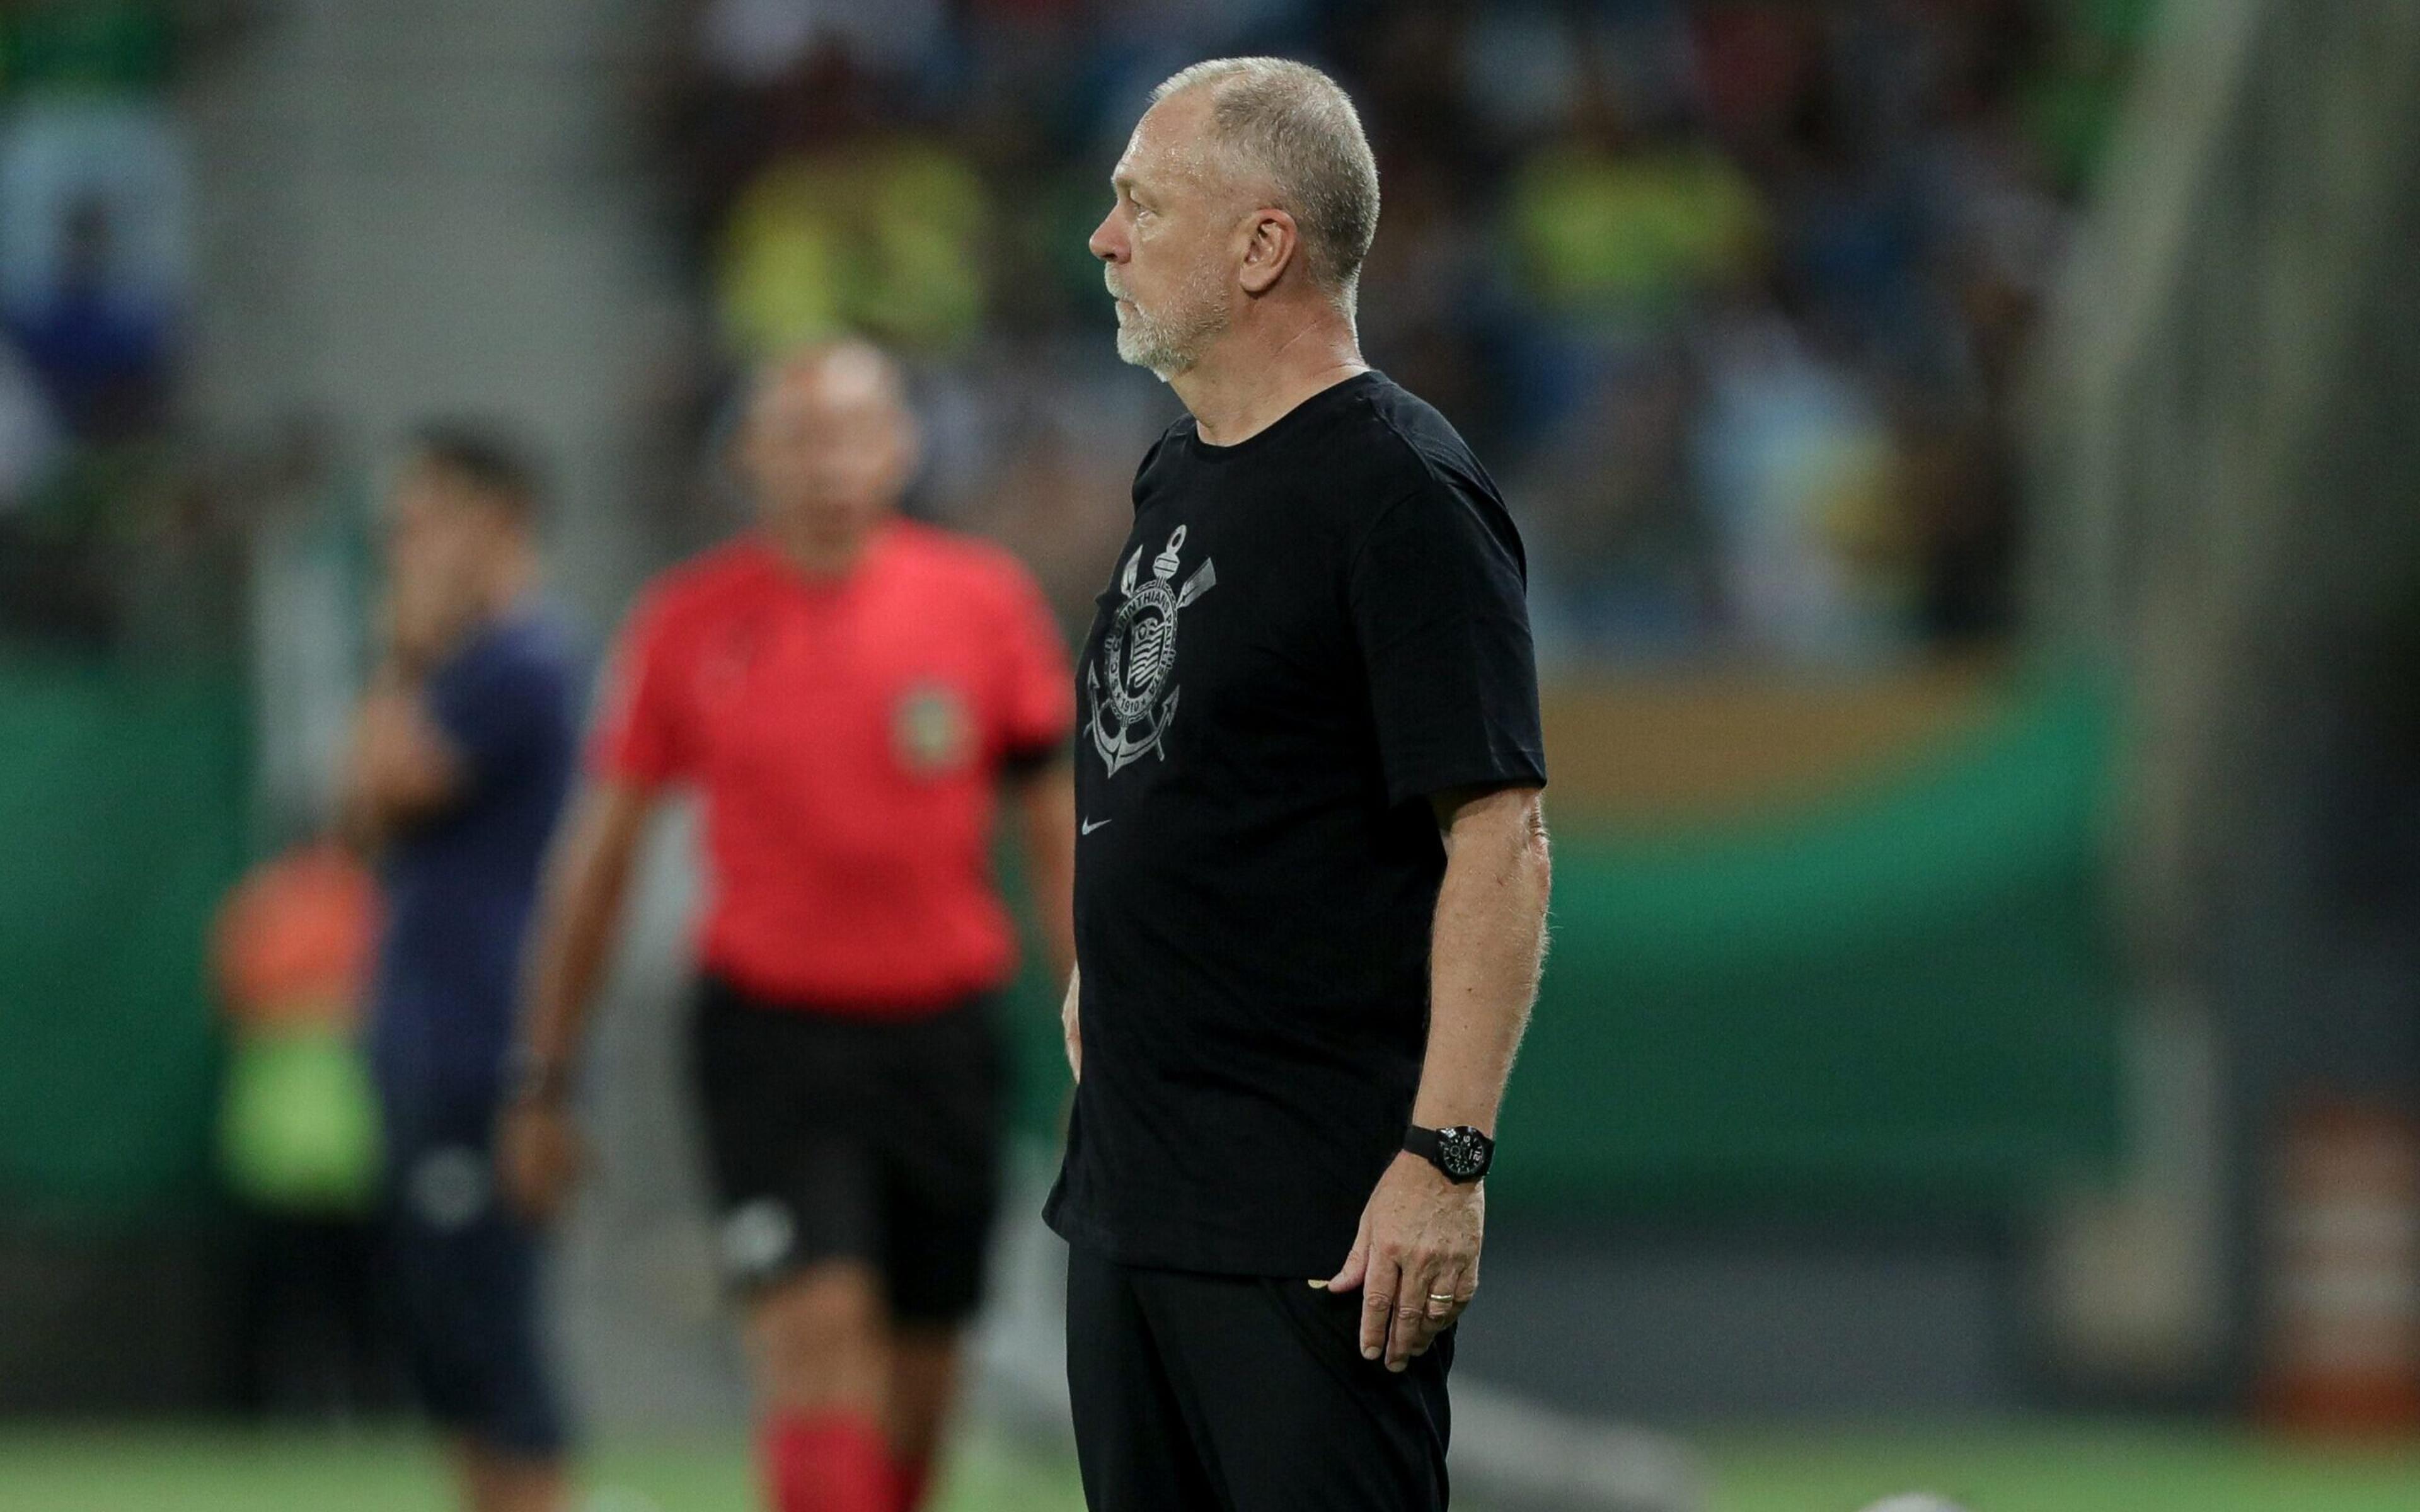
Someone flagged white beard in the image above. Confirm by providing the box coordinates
[1108,264,1230,381]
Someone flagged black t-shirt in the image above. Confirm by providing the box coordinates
[1044,371,1547,1278]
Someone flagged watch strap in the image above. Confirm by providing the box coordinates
[1404,1123,1493,1183]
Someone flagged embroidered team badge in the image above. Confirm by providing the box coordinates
[1088,525,1216,777]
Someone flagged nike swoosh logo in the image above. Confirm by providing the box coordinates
[1081,817,1112,835]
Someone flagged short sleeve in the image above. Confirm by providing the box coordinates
[587,589,691,789]
[425,640,568,793]
[1348,475,1548,809]
[988,559,1076,770]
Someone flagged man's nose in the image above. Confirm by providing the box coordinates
[1088,210,1123,263]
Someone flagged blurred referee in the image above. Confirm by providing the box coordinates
[343,425,579,1512]
[1050,60,1552,1511]
[500,342,1076,1512]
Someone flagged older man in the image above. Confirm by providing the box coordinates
[1048,58,1553,1511]
[502,343,1075,1512]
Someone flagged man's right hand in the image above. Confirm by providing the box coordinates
[497,1092,584,1223]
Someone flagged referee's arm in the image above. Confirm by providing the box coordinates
[1004,753,1079,1080]
[1006,755,1076,985]
[498,777,659,1220]
[1327,782,1550,1370]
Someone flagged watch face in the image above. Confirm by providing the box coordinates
[1438,1127,1490,1179]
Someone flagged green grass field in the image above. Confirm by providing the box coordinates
[2,1421,2416,1511]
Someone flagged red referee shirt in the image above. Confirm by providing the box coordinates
[591,523,1073,1016]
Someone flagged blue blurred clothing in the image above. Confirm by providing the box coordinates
[382,1082,569,1456]
[369,608,580,1106]
[6,285,171,437]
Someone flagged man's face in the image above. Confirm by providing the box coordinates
[739,351,912,554]
[1090,91,1238,380]
[384,459,518,656]
[385,461,495,600]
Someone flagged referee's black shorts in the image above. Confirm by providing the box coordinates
[1065,1244,1453,1512]
[690,972,1005,1324]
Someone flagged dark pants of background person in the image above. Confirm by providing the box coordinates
[233,1209,399,1419]
[380,1083,568,1460]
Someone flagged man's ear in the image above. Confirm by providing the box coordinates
[1238,208,1300,296]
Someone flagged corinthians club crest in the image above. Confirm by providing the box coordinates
[1088,525,1216,777]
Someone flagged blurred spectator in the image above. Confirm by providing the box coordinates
[214,839,386,1211]
[0,0,204,658]
[1502,86,1766,342]
[6,194,175,439]
[713,50,989,357]
[0,7,190,322]
[647,0,2136,667]
[1692,282,1910,660]
[211,839,392,1421]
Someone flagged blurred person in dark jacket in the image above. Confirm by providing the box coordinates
[343,423,582,1512]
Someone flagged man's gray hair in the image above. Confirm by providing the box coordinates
[1152,57,1381,310]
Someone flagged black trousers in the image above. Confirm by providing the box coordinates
[691,976,1004,1320]
[1065,1244,1453,1511]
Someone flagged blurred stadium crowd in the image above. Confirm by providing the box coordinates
[0,0,2149,675]
[0,0,197,654]
[639,0,2143,666]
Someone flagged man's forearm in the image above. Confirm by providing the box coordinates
[1412,788,1550,1133]
[340,672,454,847]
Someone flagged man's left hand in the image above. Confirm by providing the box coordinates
[1323,1150,1483,1371]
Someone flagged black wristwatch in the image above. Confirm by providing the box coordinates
[1404,1125,1494,1184]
